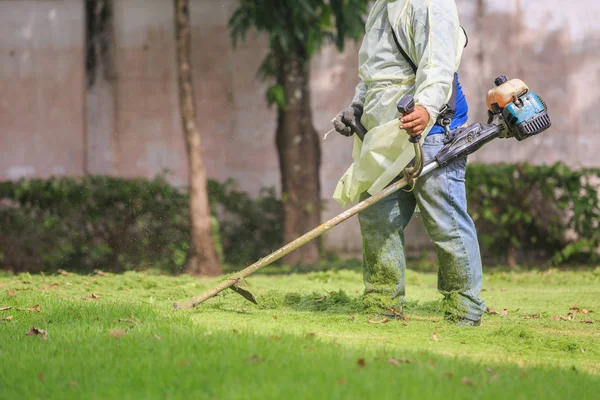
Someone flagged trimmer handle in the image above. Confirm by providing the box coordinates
[397,95,420,143]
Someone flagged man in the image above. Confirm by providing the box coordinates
[333,0,486,326]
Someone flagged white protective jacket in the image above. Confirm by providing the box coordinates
[333,0,467,206]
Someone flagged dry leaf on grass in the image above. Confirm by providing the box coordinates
[93,269,109,277]
[570,307,594,314]
[368,317,391,325]
[522,314,542,319]
[109,329,127,339]
[69,381,77,387]
[502,309,509,316]
[432,327,440,342]
[550,316,560,321]
[461,377,473,386]
[580,347,586,353]
[65,282,73,287]
[388,358,413,366]
[7,290,17,297]
[444,372,454,378]
[387,307,408,321]
[337,378,347,386]
[41,283,59,290]
[246,355,263,363]
[0,306,12,311]
[485,367,496,375]
[84,293,101,300]
[581,320,594,325]
[486,307,500,315]
[154,334,162,341]
[26,305,40,312]
[1,316,13,322]
[57,269,71,276]
[313,296,328,303]
[357,358,366,368]
[26,326,49,340]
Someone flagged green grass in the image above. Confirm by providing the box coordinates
[1,267,599,399]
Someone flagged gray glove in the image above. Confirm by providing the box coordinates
[333,104,363,137]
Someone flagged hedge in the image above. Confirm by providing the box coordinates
[0,163,598,273]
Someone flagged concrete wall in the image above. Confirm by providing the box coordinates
[1,0,599,255]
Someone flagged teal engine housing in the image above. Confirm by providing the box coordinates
[503,92,552,141]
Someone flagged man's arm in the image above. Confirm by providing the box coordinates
[401,0,461,136]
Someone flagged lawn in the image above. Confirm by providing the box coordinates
[1,266,599,399]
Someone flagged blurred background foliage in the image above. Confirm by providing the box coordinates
[1,162,598,274]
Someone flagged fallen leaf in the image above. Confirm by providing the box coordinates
[7,290,17,297]
[461,377,473,386]
[314,296,328,303]
[502,309,509,316]
[486,367,496,375]
[432,327,439,342]
[26,326,49,340]
[178,360,190,366]
[26,304,40,312]
[581,320,594,325]
[522,314,543,319]
[154,334,162,341]
[65,282,73,287]
[444,372,454,378]
[580,347,586,353]
[388,358,413,366]
[387,307,408,321]
[501,288,507,292]
[270,335,282,342]
[348,314,356,321]
[109,329,127,339]
[560,316,570,321]
[337,378,347,386]
[38,372,45,382]
[41,283,59,290]
[460,341,467,345]
[1,316,13,322]
[550,316,560,321]
[368,317,391,324]
[428,359,436,366]
[272,315,278,320]
[246,354,263,363]
[357,358,366,368]
[57,269,71,276]
[69,381,77,387]
[570,307,594,314]
[84,293,100,300]
[487,307,500,315]
[93,269,108,277]
[0,306,12,311]
[0,283,6,288]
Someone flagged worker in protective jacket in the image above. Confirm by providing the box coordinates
[333,0,485,326]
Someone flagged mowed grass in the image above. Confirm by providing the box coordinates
[1,266,599,399]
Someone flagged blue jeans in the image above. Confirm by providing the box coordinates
[358,133,486,321]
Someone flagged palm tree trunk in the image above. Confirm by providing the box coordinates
[174,0,222,276]
[276,55,322,266]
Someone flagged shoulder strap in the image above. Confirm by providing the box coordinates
[390,26,459,123]
[390,27,417,74]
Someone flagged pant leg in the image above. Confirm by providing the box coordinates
[414,134,486,321]
[358,182,416,310]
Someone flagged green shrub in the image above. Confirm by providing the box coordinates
[465,163,600,265]
[0,176,191,274]
[207,179,283,266]
[0,176,282,274]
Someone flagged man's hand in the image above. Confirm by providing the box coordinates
[333,104,363,137]
[400,105,430,137]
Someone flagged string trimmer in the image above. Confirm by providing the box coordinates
[174,75,551,310]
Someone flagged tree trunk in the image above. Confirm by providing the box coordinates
[276,55,322,266]
[85,0,117,175]
[174,0,222,276]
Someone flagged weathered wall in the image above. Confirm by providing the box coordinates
[0,0,85,180]
[1,0,599,255]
